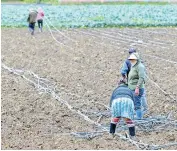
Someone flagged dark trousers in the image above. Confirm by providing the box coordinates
[37,19,43,29]
[132,88,144,110]
[29,23,35,30]
[132,88,144,119]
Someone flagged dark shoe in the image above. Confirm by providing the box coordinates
[31,30,34,35]
[110,123,116,134]
[129,126,135,137]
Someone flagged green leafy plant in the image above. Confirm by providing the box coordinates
[1,4,177,28]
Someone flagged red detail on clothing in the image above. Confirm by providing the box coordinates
[124,118,135,127]
[125,118,134,124]
[126,121,133,124]
[112,117,120,123]
[111,117,135,126]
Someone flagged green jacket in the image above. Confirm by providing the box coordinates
[128,60,146,90]
[27,11,38,23]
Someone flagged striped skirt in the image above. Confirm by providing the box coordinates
[111,97,134,120]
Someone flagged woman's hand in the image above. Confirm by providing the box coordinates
[135,87,139,96]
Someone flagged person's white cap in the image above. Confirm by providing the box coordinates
[29,8,35,12]
[128,53,138,60]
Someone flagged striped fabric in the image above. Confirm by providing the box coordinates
[111,97,134,120]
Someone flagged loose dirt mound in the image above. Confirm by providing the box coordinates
[1,27,177,149]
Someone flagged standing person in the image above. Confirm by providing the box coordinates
[36,7,44,32]
[27,9,38,35]
[109,79,136,139]
[127,53,146,120]
[121,48,148,115]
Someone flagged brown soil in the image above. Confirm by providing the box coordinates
[1,27,177,149]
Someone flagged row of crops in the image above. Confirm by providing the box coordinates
[1,4,177,28]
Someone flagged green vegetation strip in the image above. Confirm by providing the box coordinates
[1,4,177,28]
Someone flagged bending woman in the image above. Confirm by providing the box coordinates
[109,79,136,139]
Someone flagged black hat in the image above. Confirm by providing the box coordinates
[128,48,136,54]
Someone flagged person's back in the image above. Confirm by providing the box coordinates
[37,8,44,21]
[121,59,131,78]
[27,9,38,35]
[29,10,38,23]
[110,84,134,107]
[36,7,44,32]
[121,48,136,79]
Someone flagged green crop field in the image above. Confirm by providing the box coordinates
[1,4,177,28]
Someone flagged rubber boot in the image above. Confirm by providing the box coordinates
[31,30,34,35]
[29,28,33,34]
[39,28,42,32]
[129,126,135,136]
[110,123,116,134]
[136,109,143,120]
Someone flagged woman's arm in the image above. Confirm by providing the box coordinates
[137,64,145,87]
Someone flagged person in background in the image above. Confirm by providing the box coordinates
[121,48,148,116]
[127,53,146,120]
[36,7,44,32]
[109,79,136,139]
[121,48,136,79]
[27,8,38,35]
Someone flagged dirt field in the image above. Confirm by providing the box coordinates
[1,27,177,149]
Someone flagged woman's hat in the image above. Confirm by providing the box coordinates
[128,53,138,60]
